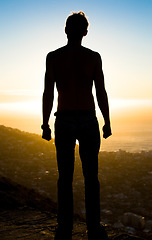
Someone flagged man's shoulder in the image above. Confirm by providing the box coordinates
[47,46,67,58]
[81,46,101,57]
[81,47,102,64]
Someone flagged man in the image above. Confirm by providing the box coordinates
[42,11,112,240]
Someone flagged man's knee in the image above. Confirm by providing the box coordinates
[84,173,99,186]
[58,174,74,186]
[82,162,98,180]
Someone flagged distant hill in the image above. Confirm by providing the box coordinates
[0,124,58,199]
[0,124,55,153]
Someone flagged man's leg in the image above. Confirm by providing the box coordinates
[78,116,101,232]
[78,116,109,239]
[55,118,76,238]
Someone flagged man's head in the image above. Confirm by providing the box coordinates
[65,11,89,40]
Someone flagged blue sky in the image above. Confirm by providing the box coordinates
[0,0,152,99]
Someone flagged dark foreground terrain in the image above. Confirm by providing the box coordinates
[0,176,146,240]
[0,125,152,239]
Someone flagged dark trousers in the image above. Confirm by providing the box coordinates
[55,113,101,232]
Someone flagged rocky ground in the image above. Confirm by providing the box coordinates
[0,176,147,240]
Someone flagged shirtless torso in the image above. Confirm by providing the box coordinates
[46,44,104,112]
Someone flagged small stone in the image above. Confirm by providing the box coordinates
[113,221,124,229]
[125,226,136,234]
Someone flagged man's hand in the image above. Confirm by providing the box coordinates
[103,124,112,139]
[41,125,51,141]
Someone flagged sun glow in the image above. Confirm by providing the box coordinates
[0,101,41,115]
[109,99,152,111]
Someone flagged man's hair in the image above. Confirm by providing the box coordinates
[65,11,89,40]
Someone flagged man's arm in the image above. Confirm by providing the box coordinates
[42,53,55,141]
[94,53,112,139]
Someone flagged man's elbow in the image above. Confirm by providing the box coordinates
[43,90,47,101]
[43,90,53,102]
[96,88,107,99]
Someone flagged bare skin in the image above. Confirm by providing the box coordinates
[42,39,112,140]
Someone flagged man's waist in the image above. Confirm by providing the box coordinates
[54,109,96,117]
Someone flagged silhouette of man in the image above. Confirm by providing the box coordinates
[42,12,112,240]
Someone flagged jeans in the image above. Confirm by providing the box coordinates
[55,112,101,232]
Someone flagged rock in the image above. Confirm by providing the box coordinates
[121,212,145,230]
[125,226,136,234]
[101,209,113,215]
[143,220,152,233]
[113,221,124,229]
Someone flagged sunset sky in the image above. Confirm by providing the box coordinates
[0,0,152,150]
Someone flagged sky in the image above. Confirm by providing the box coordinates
[0,0,152,97]
[0,0,152,148]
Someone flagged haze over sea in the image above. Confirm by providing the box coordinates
[0,90,152,153]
